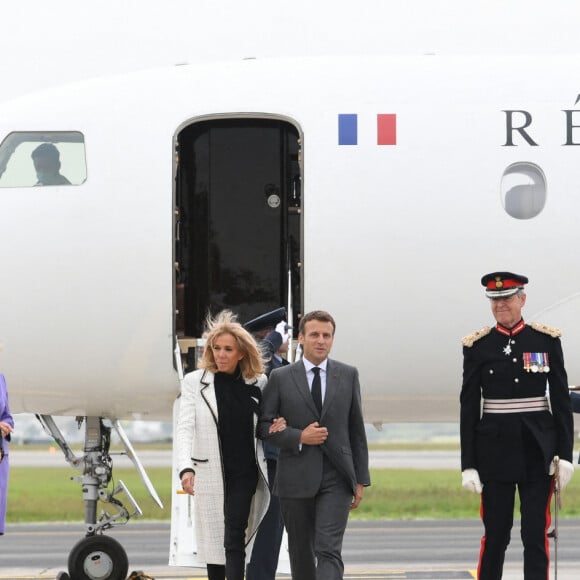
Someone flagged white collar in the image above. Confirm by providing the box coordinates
[302,357,328,373]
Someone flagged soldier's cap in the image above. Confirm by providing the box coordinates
[243,307,286,333]
[481,271,528,299]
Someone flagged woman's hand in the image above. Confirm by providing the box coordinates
[0,421,13,438]
[180,472,195,496]
[269,417,287,433]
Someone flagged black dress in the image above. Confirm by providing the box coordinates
[208,369,261,580]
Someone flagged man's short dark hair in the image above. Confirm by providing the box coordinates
[31,142,60,161]
[298,310,336,336]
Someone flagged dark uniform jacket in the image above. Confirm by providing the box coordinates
[260,330,289,461]
[460,320,573,482]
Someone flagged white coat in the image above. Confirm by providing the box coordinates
[175,368,270,565]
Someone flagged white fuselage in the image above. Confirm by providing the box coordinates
[1,54,579,423]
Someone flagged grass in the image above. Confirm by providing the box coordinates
[368,442,460,451]
[8,467,172,523]
[7,466,580,523]
[359,469,580,519]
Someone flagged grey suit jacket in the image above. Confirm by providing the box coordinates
[258,358,370,498]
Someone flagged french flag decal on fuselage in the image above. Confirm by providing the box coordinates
[377,114,397,145]
[338,114,358,145]
[338,113,397,145]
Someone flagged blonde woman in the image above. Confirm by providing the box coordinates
[175,310,275,580]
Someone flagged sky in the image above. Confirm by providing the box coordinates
[2,0,580,102]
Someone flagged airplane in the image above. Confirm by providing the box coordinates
[3,1,580,579]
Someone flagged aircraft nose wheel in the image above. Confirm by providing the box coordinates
[67,535,129,580]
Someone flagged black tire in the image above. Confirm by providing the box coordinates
[67,535,129,580]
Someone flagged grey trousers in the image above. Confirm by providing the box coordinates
[280,458,352,580]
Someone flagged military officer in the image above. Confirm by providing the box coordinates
[460,272,574,580]
[244,308,290,580]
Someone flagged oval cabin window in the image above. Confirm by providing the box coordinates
[500,161,547,220]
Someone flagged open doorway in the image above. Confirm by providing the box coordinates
[174,116,302,364]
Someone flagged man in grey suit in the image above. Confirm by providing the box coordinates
[258,310,370,580]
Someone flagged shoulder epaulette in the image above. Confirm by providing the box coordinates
[530,321,562,338]
[461,326,492,347]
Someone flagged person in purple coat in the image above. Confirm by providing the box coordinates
[0,373,14,535]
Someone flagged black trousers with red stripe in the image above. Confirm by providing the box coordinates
[478,476,553,580]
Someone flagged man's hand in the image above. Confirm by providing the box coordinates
[558,459,575,489]
[350,483,364,510]
[461,468,483,494]
[275,320,290,343]
[180,472,195,496]
[550,457,575,490]
[299,422,328,445]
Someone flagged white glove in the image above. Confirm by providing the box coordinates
[275,320,290,344]
[550,457,574,490]
[462,468,483,494]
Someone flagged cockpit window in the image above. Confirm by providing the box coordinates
[0,131,86,188]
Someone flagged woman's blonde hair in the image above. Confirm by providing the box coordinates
[199,310,265,379]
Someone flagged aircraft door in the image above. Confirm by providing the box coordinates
[174,117,302,368]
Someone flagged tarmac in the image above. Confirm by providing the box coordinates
[1,520,578,580]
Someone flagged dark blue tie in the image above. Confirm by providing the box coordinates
[311,367,322,414]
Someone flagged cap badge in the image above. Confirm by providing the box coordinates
[495,277,504,288]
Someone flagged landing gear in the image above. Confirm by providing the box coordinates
[35,414,161,580]
[67,535,129,580]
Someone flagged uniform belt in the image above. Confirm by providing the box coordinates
[482,397,549,414]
